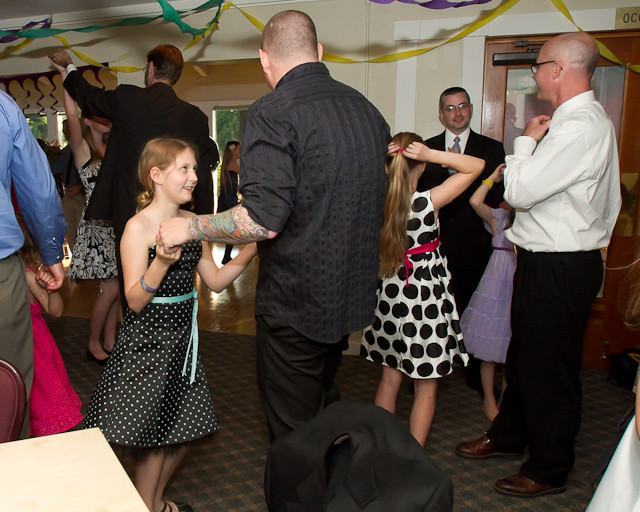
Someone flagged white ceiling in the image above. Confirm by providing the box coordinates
[2,1,158,23]
[1,0,314,27]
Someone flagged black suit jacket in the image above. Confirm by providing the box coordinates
[417,130,505,313]
[265,401,453,512]
[64,71,219,239]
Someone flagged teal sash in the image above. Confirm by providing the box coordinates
[151,290,199,384]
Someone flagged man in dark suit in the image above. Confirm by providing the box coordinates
[418,87,506,390]
[49,45,219,251]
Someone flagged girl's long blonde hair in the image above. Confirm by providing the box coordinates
[136,138,197,212]
[379,132,425,278]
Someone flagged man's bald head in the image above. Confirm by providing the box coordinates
[544,32,600,79]
[261,10,319,64]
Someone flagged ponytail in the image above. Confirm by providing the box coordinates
[378,132,425,278]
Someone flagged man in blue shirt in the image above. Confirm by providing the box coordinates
[0,90,66,437]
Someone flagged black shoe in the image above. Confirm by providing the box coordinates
[86,349,108,365]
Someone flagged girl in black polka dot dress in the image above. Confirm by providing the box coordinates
[84,138,257,512]
[361,132,484,447]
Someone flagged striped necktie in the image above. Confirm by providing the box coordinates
[449,136,461,175]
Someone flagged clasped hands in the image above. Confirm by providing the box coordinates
[156,217,193,254]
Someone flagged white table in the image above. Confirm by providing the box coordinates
[0,427,148,512]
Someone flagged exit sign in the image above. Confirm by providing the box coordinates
[616,7,640,29]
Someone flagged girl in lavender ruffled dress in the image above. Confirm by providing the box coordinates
[460,164,516,422]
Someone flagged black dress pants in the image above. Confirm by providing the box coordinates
[487,249,602,486]
[256,314,348,443]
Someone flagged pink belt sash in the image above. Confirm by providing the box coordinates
[493,246,515,253]
[402,237,440,288]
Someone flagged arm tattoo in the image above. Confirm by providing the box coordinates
[187,205,270,244]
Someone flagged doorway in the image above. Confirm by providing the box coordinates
[482,31,640,368]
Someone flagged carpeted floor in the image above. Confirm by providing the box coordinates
[48,315,634,512]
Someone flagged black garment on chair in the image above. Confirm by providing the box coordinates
[265,401,453,512]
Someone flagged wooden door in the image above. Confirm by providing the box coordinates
[481,31,640,369]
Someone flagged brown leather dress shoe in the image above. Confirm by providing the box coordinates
[494,473,566,497]
[455,435,522,459]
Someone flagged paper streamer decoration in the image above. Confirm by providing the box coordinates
[368,0,493,8]
[0,0,637,75]
[0,16,52,43]
[0,0,224,41]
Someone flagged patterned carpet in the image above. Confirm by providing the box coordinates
[47,315,634,512]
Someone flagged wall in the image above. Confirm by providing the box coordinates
[1,0,638,136]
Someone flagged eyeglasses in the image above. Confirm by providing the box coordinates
[531,60,556,74]
[443,103,470,113]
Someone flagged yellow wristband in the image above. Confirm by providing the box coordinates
[482,179,494,190]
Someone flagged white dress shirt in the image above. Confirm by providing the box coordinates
[504,91,621,252]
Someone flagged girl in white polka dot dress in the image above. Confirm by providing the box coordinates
[84,138,257,512]
[361,132,484,447]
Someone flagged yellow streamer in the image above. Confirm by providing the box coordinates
[550,0,640,74]
[54,34,143,72]
[4,0,638,75]
[183,2,233,51]
[0,38,34,60]
[233,0,640,73]
[231,0,522,63]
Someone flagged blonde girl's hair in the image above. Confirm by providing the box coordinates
[219,140,240,195]
[379,132,425,279]
[136,138,197,212]
[16,213,41,269]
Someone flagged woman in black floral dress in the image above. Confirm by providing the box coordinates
[59,68,119,363]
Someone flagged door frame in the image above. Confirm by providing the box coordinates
[481,30,640,368]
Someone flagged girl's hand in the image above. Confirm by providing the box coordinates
[155,235,182,266]
[490,163,506,183]
[35,268,55,290]
[403,142,432,163]
[388,142,401,157]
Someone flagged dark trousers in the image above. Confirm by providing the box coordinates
[487,249,602,486]
[256,315,348,443]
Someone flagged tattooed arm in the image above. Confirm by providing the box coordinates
[158,204,277,249]
[189,205,273,243]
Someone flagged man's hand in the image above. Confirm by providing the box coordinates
[39,262,65,292]
[155,234,182,264]
[523,115,551,142]
[158,217,194,251]
[49,49,72,72]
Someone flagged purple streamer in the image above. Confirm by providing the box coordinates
[0,17,52,44]
[368,0,493,9]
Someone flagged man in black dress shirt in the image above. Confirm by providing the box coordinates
[418,87,506,390]
[159,10,390,441]
[49,45,219,303]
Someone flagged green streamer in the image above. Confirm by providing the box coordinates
[0,0,224,41]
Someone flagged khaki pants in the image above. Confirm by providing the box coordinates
[0,253,34,438]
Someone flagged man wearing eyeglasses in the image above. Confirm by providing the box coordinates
[456,32,621,497]
[418,87,506,392]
